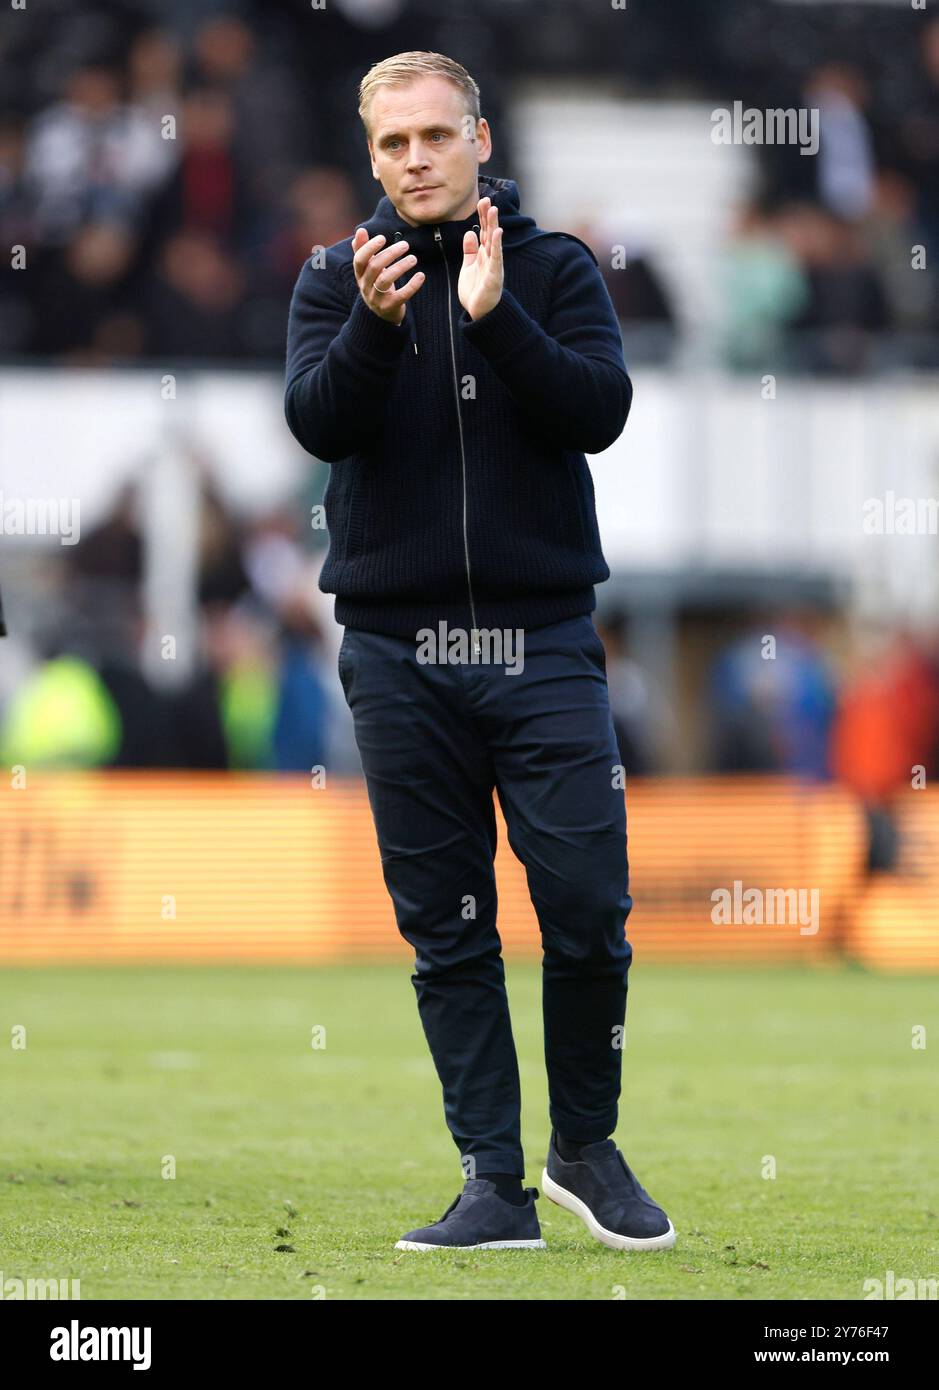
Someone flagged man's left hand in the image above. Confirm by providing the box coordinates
[458,196,503,321]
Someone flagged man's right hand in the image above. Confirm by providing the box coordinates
[352,228,425,325]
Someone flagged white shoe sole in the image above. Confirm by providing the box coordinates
[394,1237,547,1251]
[541,1169,676,1251]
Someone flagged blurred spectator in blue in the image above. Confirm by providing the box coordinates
[243,511,331,773]
[272,599,330,775]
[708,610,837,779]
[806,63,877,223]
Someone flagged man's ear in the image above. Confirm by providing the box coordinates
[475,118,492,168]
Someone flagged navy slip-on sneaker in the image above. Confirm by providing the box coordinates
[395,1178,547,1251]
[541,1128,676,1251]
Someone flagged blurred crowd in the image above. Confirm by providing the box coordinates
[719,44,939,374]
[1,0,938,870]
[599,605,939,871]
[0,476,345,775]
[0,15,359,361]
[4,475,939,876]
[0,3,938,369]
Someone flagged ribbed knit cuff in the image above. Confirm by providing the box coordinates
[458,289,539,359]
[343,293,412,363]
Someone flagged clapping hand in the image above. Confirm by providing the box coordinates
[458,196,503,321]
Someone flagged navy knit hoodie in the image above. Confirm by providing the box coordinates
[284,173,632,638]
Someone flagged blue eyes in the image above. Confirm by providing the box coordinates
[386,133,445,151]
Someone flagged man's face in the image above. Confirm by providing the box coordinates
[367,75,491,226]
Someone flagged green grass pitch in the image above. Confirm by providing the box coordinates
[2,963,937,1300]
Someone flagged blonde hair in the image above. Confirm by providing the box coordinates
[358,51,481,140]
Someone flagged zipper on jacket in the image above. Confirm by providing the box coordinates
[434,224,480,657]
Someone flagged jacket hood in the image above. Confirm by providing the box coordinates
[355,172,599,266]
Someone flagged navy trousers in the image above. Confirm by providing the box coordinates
[337,614,633,1178]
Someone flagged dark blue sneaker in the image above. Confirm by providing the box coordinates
[541,1128,676,1251]
[395,1178,546,1250]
